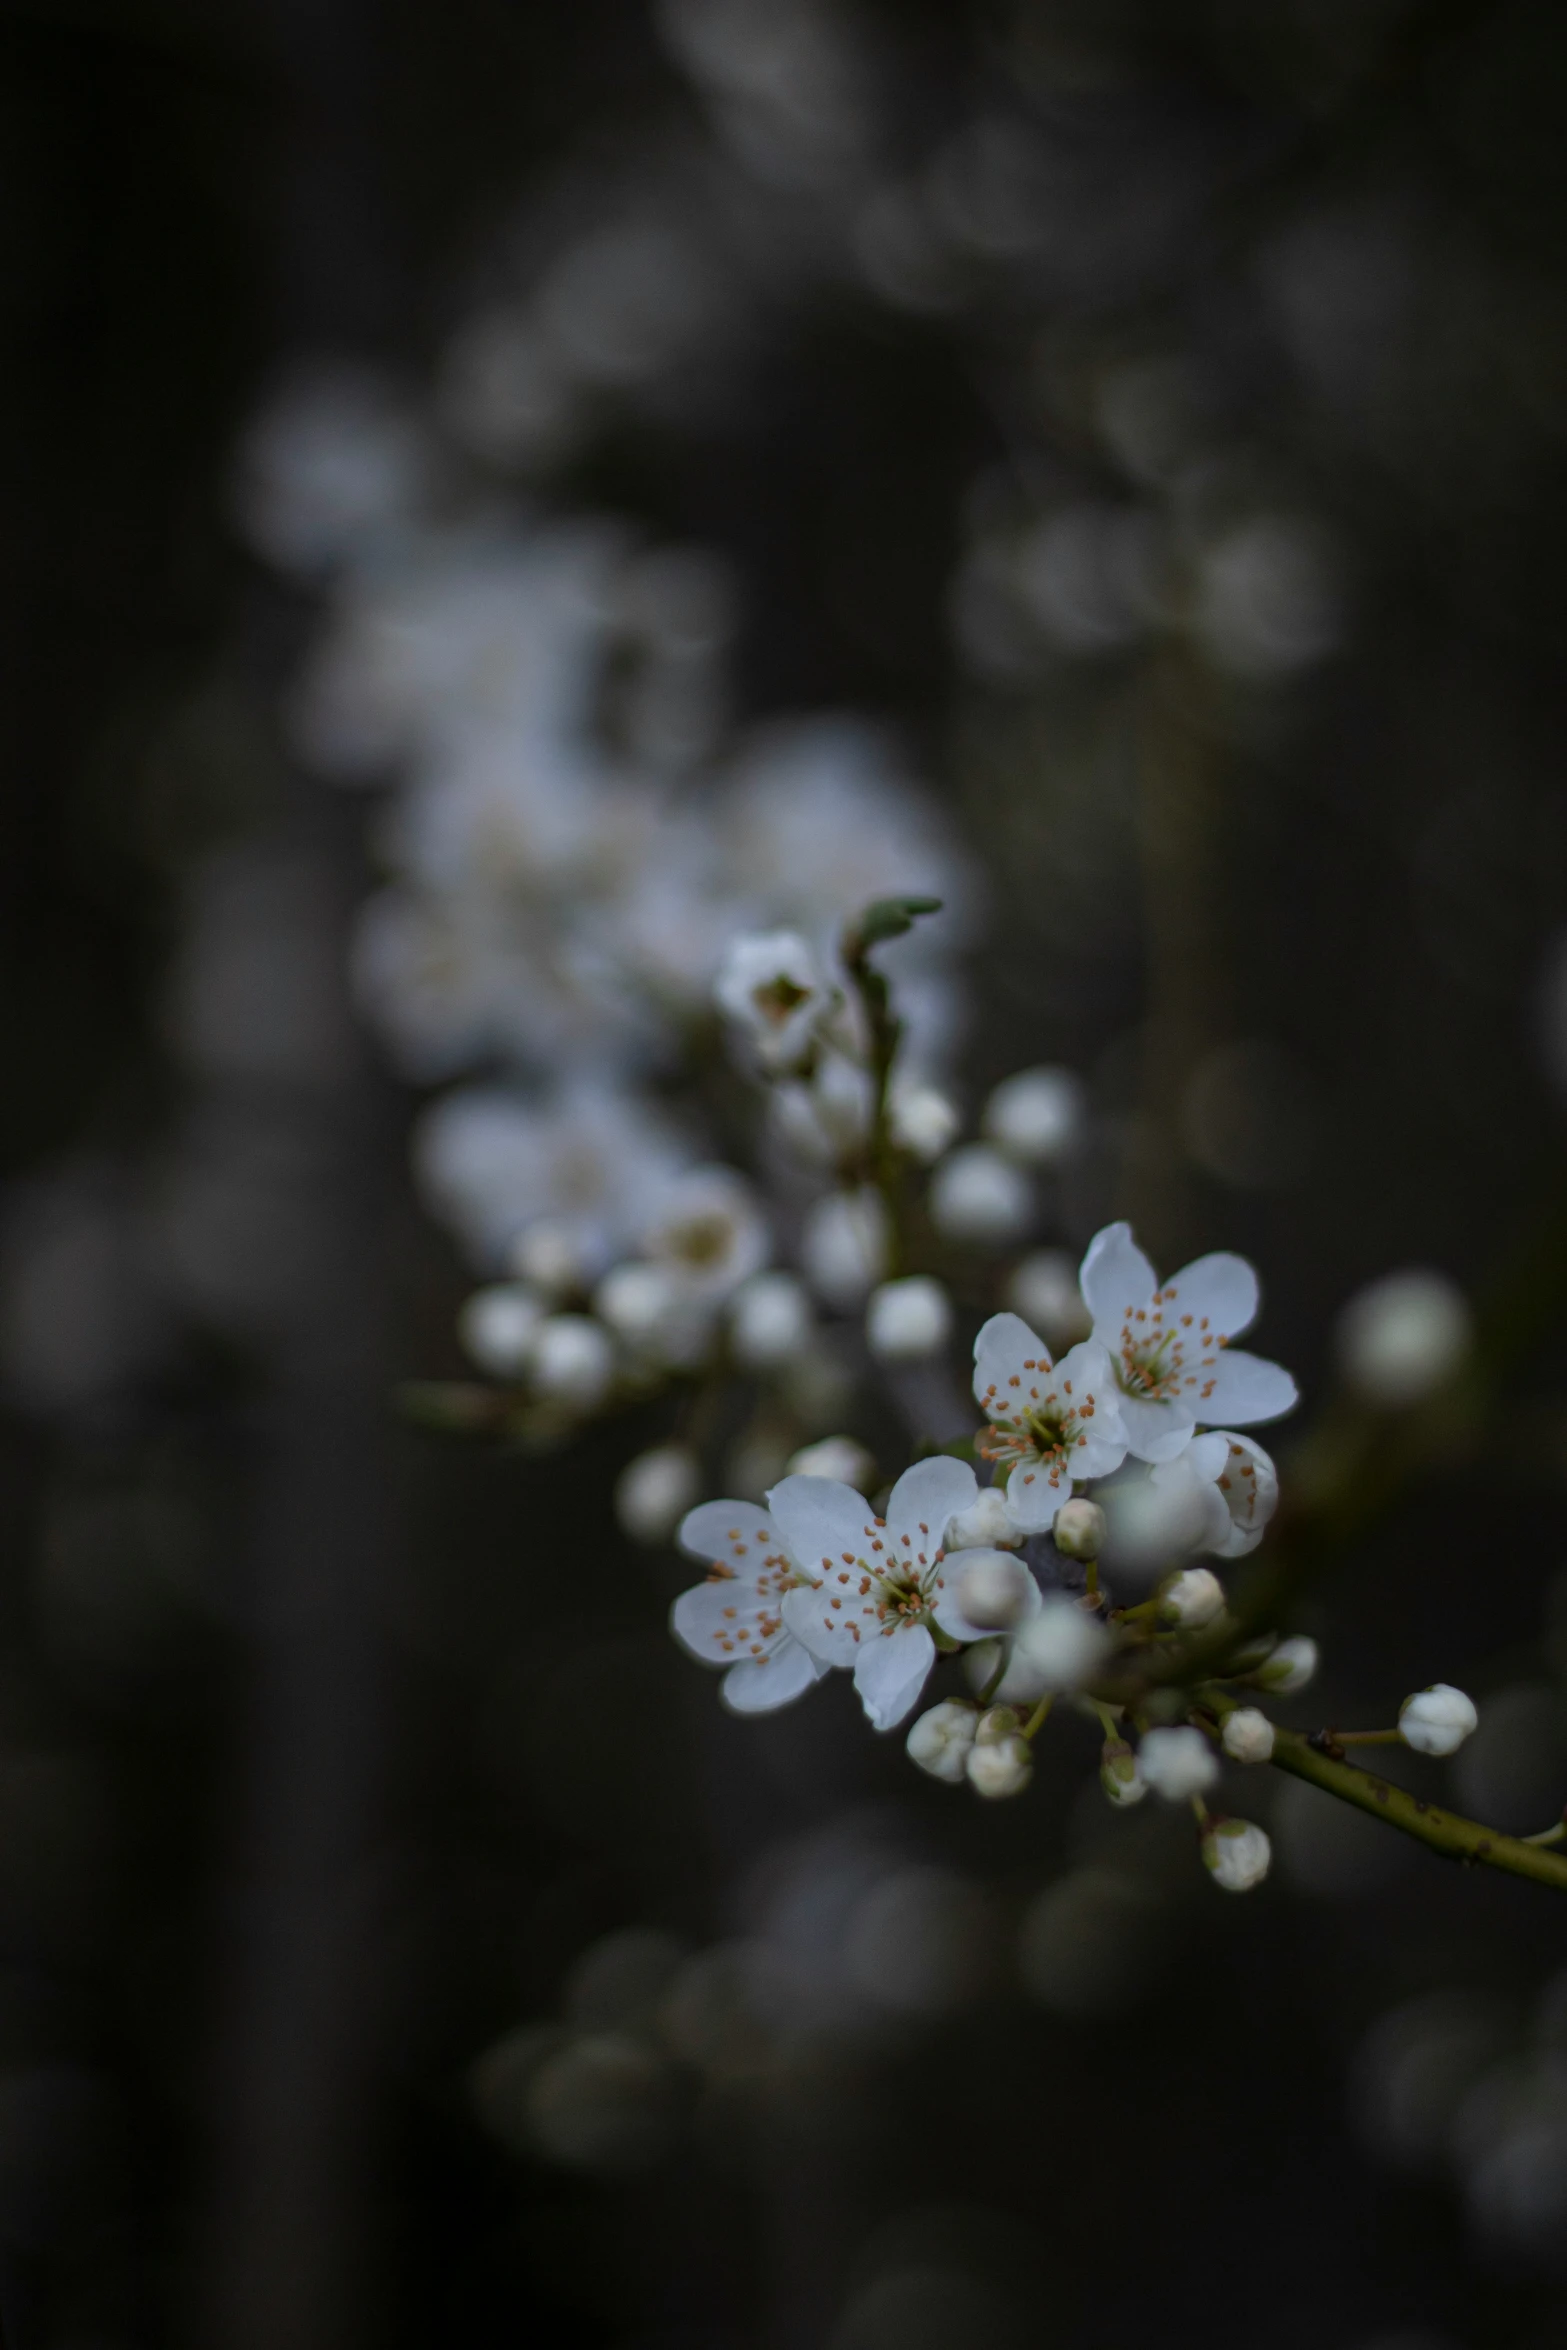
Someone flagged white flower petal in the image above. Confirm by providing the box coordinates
[671,1579,782,1666]
[1117,1392,1197,1462]
[780,1580,862,1665]
[1001,1461,1070,1534]
[884,1455,978,1553]
[677,1500,779,1567]
[1165,1251,1259,1340]
[1080,1221,1159,1327]
[721,1640,829,1714]
[931,1559,1042,1643]
[972,1311,1050,1412]
[852,1624,935,1729]
[1200,1350,1298,1427]
[765,1475,874,1578]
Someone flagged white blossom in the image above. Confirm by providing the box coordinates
[728,1271,812,1369]
[1336,1269,1471,1407]
[713,929,828,1070]
[771,1455,982,1729]
[981,1066,1085,1165]
[1011,1596,1112,1692]
[1399,1683,1479,1757]
[966,1711,1034,1799]
[784,1434,876,1486]
[929,1144,1033,1244]
[594,1262,699,1360]
[671,1500,829,1713]
[1137,1725,1219,1801]
[944,1488,1021,1551]
[971,1312,1128,1534]
[906,1699,979,1784]
[513,1217,602,1298]
[1079,1221,1298,1463]
[1222,1707,1276,1763]
[953,1550,1040,1631]
[888,1081,959,1163]
[1162,1567,1225,1628]
[1202,1818,1272,1891]
[615,1446,701,1543]
[530,1315,617,1407]
[865,1275,952,1362]
[642,1166,769,1305]
[800,1187,890,1307]
[458,1282,544,1376]
[1257,1635,1318,1694]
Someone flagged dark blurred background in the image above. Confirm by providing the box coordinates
[5,2,1567,2346]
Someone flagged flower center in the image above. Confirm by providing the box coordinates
[669,1211,733,1269]
[752,973,812,1027]
[1023,1406,1076,1460]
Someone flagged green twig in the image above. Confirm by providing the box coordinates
[1267,1728,1567,1894]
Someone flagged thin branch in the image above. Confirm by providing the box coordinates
[1267,1728,1567,1895]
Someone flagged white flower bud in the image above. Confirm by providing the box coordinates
[728,1270,812,1369]
[966,1710,1034,1799]
[785,1434,876,1487]
[955,1550,1036,1631]
[1005,1249,1091,1346]
[888,1081,960,1164]
[1398,1682,1479,1757]
[1100,1737,1147,1807]
[1052,1497,1107,1562]
[928,1144,1034,1245]
[906,1699,978,1784]
[594,1262,683,1350]
[529,1314,616,1408]
[1222,1707,1275,1764]
[1335,1269,1471,1407]
[981,1066,1085,1166]
[457,1282,543,1377]
[1202,1817,1272,1892]
[614,1445,701,1545]
[1137,1725,1219,1801]
[1013,1596,1111,1692]
[800,1188,890,1308]
[1161,1567,1225,1628]
[945,1489,1021,1551]
[510,1216,599,1297]
[865,1275,953,1362]
[1256,1635,1318,1693]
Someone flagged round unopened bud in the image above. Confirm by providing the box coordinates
[1221,1706,1275,1764]
[801,1188,891,1308]
[1137,1724,1220,1802]
[1202,1817,1272,1892]
[1256,1635,1318,1694]
[785,1433,875,1487]
[594,1262,682,1351]
[1013,1595,1111,1692]
[865,1275,953,1362]
[458,1282,543,1377]
[1005,1249,1091,1346]
[511,1216,597,1297]
[966,1710,1033,1800]
[614,1445,701,1545]
[981,1066,1085,1166]
[889,1082,960,1164]
[1052,1497,1107,1563]
[1100,1737,1147,1808]
[1398,1682,1478,1758]
[728,1270,812,1369]
[1335,1269,1471,1407]
[946,1489,1020,1551]
[955,1550,1036,1631]
[1161,1567,1225,1629]
[530,1314,616,1408]
[928,1145,1034,1245]
[905,1699,979,1785]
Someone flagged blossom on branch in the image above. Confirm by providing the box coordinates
[971,1313,1128,1534]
